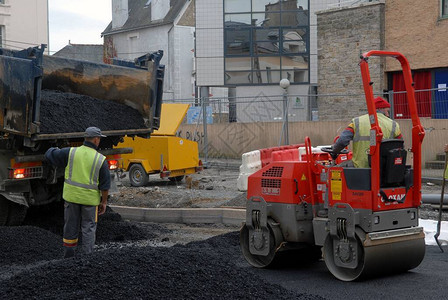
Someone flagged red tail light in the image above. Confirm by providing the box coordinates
[108,160,119,170]
[160,165,171,178]
[13,168,25,179]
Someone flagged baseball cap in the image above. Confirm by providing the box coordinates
[84,127,106,138]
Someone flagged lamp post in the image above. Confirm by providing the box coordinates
[280,78,290,145]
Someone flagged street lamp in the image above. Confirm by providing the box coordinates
[280,78,290,145]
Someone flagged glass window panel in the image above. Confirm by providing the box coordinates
[225,71,253,85]
[282,69,309,83]
[253,70,282,84]
[252,0,281,13]
[253,28,280,41]
[225,57,252,71]
[225,29,251,55]
[443,0,448,17]
[252,12,281,27]
[282,0,308,11]
[225,14,252,26]
[282,29,307,54]
[281,55,308,69]
[282,10,309,26]
[225,0,250,13]
[254,56,281,70]
[253,41,279,55]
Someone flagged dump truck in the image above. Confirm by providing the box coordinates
[0,45,164,225]
[118,103,202,186]
[240,51,425,281]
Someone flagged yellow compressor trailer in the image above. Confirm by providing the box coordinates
[118,103,202,186]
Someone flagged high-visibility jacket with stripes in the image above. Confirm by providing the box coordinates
[352,113,401,168]
[63,145,106,206]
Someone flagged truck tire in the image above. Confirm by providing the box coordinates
[169,176,184,183]
[129,164,149,187]
[0,196,9,226]
[6,202,28,226]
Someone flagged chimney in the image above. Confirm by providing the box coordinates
[112,0,128,29]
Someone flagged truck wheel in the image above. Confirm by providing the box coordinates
[0,196,9,226]
[169,176,184,183]
[129,164,149,187]
[6,202,28,226]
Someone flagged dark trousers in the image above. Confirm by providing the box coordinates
[63,201,98,258]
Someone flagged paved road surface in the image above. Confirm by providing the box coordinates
[244,245,447,299]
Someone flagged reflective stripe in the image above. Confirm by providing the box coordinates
[390,121,396,139]
[65,179,98,190]
[91,153,103,186]
[63,238,78,246]
[353,117,369,142]
[89,152,99,185]
[68,148,77,181]
[95,206,98,223]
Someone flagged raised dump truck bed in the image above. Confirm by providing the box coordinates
[0,45,165,225]
[0,45,163,143]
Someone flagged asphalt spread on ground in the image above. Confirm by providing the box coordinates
[0,202,324,300]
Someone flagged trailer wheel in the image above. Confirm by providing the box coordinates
[129,164,149,187]
[169,176,184,183]
[0,196,9,226]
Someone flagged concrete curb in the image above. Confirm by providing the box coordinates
[110,205,246,226]
[422,177,444,185]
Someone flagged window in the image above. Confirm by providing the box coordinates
[443,0,448,18]
[224,0,310,85]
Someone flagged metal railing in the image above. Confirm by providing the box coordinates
[165,87,448,160]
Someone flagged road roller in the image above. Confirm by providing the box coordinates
[240,51,426,281]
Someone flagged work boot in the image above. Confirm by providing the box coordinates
[64,247,75,259]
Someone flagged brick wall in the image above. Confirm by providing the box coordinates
[385,0,448,71]
[317,2,385,120]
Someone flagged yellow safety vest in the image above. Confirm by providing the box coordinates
[63,145,106,206]
[352,113,400,168]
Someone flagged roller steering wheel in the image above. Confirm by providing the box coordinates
[321,146,349,160]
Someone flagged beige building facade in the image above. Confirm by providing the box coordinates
[385,0,448,72]
[0,0,48,52]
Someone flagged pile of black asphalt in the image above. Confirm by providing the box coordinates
[0,204,324,299]
[39,90,147,133]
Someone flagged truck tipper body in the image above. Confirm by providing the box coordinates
[0,45,164,225]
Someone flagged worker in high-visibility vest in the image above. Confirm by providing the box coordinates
[45,127,110,258]
[332,97,403,168]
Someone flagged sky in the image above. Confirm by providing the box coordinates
[48,0,112,54]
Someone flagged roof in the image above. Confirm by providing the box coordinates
[52,44,103,63]
[102,0,189,36]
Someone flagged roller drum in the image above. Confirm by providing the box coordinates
[324,227,425,281]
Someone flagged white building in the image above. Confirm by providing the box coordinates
[102,0,196,101]
[0,0,48,52]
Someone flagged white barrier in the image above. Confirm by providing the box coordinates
[237,150,261,191]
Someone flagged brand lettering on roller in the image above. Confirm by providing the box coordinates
[388,194,405,201]
[262,187,280,195]
[394,157,402,165]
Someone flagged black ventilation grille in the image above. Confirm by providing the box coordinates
[262,166,284,178]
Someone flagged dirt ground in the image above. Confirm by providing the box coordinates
[108,167,247,209]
